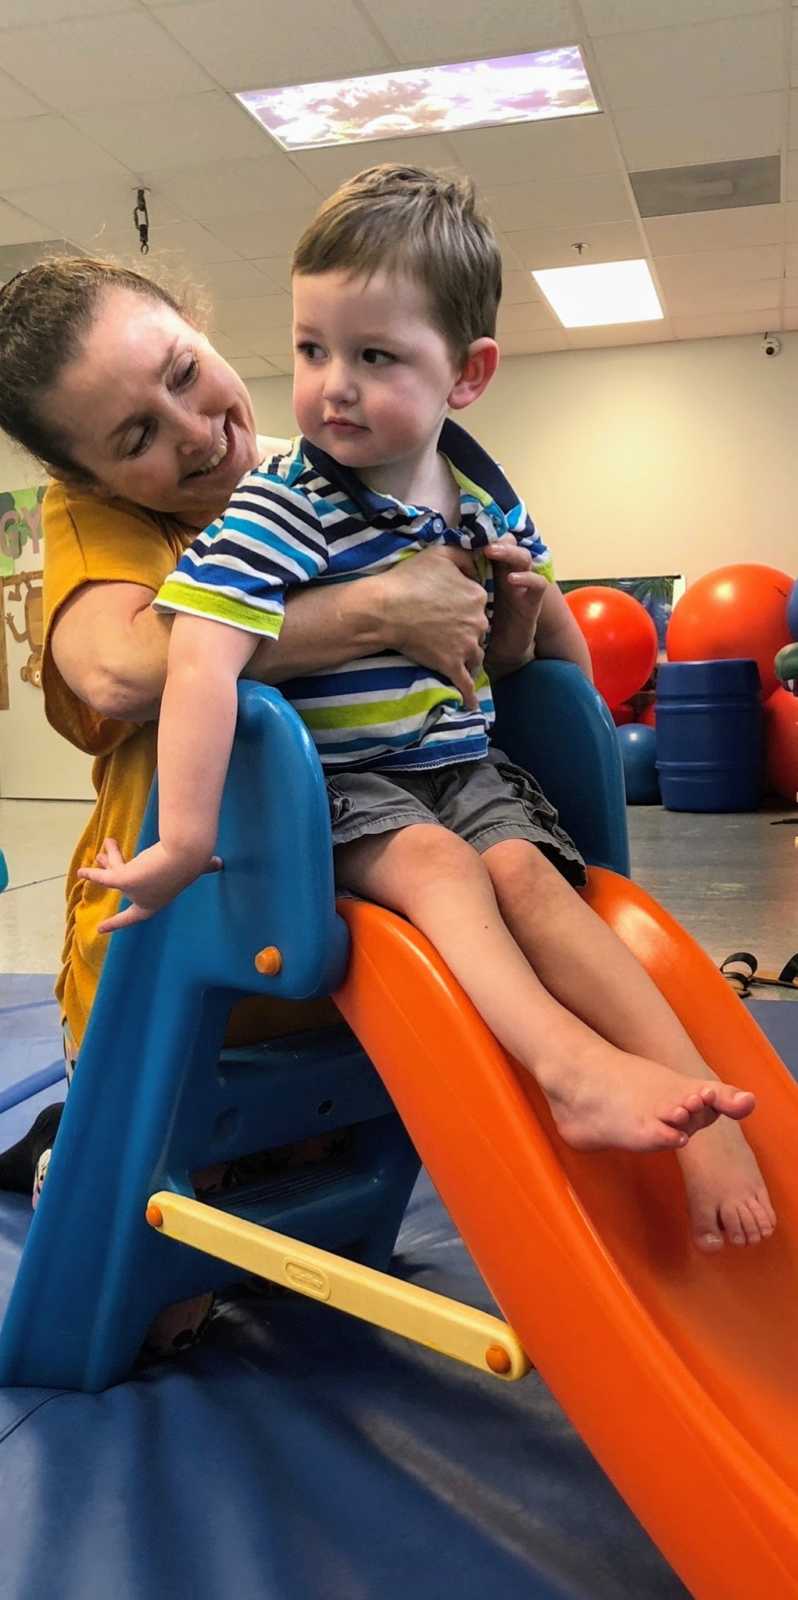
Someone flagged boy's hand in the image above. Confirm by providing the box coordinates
[77,836,221,933]
[483,538,548,675]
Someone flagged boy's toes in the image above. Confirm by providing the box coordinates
[687,1193,724,1252]
[718,1195,775,1246]
[701,1085,756,1120]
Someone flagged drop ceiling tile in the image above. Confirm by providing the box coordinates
[0,198,53,246]
[2,177,188,245]
[643,204,785,254]
[654,243,783,289]
[144,156,320,220]
[672,308,779,338]
[594,13,785,111]
[581,0,781,36]
[209,329,255,358]
[355,0,577,64]
[485,171,634,232]
[0,116,130,189]
[506,218,643,269]
[88,218,242,264]
[497,301,560,334]
[564,321,671,347]
[495,232,524,269]
[247,328,295,358]
[449,114,618,188]
[289,136,463,195]
[150,0,390,91]
[783,308,798,329]
[788,91,798,149]
[0,69,48,119]
[195,258,282,299]
[499,330,570,355]
[215,291,293,339]
[72,93,269,172]
[206,206,318,259]
[231,356,281,378]
[784,201,798,238]
[257,354,294,373]
[249,257,292,291]
[0,14,214,113]
[0,0,132,24]
[662,277,781,314]
[615,92,783,170]
[501,269,544,305]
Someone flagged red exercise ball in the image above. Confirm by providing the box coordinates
[612,702,635,727]
[640,703,656,727]
[666,563,792,700]
[763,687,798,801]
[565,587,658,708]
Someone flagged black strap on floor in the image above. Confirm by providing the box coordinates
[720,950,798,996]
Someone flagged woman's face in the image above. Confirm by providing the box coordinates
[42,288,259,525]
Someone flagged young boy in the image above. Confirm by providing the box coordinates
[81,165,775,1252]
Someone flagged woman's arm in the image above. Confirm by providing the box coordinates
[51,548,491,723]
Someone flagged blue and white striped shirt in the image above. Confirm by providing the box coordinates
[155,419,553,772]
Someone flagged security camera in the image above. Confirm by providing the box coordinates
[762,333,781,357]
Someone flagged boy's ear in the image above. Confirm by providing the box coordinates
[448,338,500,411]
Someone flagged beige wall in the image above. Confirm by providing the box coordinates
[4,328,795,800]
[249,330,798,584]
[0,436,92,800]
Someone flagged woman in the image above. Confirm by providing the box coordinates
[0,259,514,1236]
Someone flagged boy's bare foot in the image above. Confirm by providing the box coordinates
[536,1036,755,1154]
[678,1120,776,1250]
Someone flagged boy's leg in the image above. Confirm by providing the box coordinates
[482,839,775,1248]
[335,823,755,1156]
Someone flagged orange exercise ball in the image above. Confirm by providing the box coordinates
[763,687,798,801]
[565,587,658,708]
[666,564,792,700]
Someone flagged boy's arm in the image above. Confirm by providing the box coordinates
[531,583,594,680]
[77,616,259,930]
[484,536,593,683]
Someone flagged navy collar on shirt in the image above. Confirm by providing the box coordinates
[300,418,521,525]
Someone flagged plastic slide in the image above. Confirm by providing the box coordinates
[334,870,798,1600]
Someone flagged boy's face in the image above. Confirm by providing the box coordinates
[292,269,463,473]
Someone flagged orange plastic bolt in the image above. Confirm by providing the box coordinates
[254,945,283,976]
[485,1344,512,1375]
[145,1203,164,1229]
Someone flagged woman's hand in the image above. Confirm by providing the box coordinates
[379,545,489,710]
[77,836,221,933]
[483,538,549,678]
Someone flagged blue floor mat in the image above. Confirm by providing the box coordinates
[1,975,794,1600]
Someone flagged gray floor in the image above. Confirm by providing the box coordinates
[628,800,798,983]
[3,795,798,988]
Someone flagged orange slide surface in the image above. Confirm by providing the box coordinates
[334,869,798,1600]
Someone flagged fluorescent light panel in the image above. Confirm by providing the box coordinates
[532,259,663,328]
[236,48,598,152]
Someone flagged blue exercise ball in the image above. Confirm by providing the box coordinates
[617,724,660,805]
[788,577,798,641]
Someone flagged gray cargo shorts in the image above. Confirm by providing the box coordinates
[326,749,586,885]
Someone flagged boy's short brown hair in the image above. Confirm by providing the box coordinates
[292,164,502,359]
